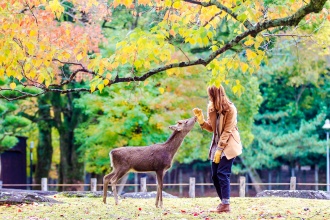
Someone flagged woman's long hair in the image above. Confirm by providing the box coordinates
[207,85,231,113]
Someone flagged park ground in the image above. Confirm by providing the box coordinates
[1,196,330,220]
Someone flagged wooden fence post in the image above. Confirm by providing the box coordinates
[189,177,195,198]
[134,173,138,192]
[41,178,48,191]
[290,177,296,190]
[140,177,147,192]
[91,178,97,192]
[315,165,319,191]
[239,176,246,197]
[179,169,183,197]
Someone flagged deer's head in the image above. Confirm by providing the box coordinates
[168,116,197,132]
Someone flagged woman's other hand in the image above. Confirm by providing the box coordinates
[213,148,224,164]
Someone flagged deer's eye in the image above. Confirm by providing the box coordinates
[185,120,188,124]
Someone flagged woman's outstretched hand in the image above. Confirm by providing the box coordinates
[193,108,205,125]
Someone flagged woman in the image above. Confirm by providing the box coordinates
[193,85,242,213]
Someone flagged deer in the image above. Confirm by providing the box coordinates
[103,116,197,208]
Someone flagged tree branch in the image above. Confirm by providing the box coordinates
[262,33,312,37]
[0,88,46,101]
[203,11,222,27]
[184,0,253,29]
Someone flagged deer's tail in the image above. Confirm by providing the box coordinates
[110,151,114,167]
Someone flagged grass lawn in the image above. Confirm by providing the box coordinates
[1,195,329,220]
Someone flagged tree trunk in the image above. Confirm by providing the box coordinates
[52,92,83,191]
[35,94,53,183]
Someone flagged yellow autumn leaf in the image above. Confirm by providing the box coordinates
[30,30,37,37]
[202,37,209,45]
[159,87,165,94]
[246,49,257,60]
[144,61,151,69]
[76,53,83,61]
[10,82,16,90]
[45,80,50,88]
[232,85,239,94]
[211,46,218,52]
[189,38,196,45]
[134,60,143,69]
[173,1,181,9]
[240,62,249,73]
[166,69,176,76]
[62,52,71,59]
[215,78,221,88]
[244,39,254,46]
[144,80,148,86]
[34,59,43,67]
[90,85,96,93]
[98,83,104,92]
[26,42,34,54]
[104,79,110,85]
[48,0,64,18]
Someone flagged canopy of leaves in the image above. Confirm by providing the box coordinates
[0,0,329,99]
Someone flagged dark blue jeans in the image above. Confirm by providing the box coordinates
[211,156,235,200]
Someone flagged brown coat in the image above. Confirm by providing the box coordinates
[200,102,242,160]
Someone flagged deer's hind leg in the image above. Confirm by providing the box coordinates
[103,172,115,204]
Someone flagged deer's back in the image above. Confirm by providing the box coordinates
[110,145,173,172]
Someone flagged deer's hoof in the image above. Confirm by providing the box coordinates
[103,198,107,204]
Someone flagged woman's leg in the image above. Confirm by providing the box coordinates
[216,156,235,204]
[211,162,222,200]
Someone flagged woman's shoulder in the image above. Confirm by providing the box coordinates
[227,102,237,112]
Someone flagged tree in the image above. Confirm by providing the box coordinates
[0,0,329,99]
[0,79,31,152]
[241,38,330,191]
[0,79,32,178]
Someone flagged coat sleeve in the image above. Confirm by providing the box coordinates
[200,103,214,133]
[200,114,213,132]
[219,105,237,146]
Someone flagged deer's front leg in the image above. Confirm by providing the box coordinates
[155,170,165,208]
[155,183,160,207]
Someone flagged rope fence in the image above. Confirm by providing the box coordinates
[1,177,329,198]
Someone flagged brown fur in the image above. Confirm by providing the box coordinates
[103,117,197,207]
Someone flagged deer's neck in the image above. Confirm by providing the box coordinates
[164,131,188,156]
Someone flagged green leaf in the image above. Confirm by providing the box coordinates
[237,13,248,22]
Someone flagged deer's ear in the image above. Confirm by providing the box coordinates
[169,125,182,131]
